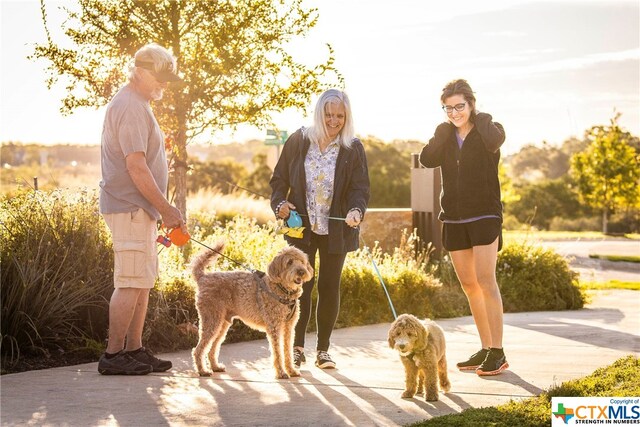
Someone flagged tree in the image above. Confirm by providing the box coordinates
[570,114,640,233]
[186,159,247,195]
[363,137,411,208]
[240,153,273,198]
[32,0,340,216]
[507,178,586,230]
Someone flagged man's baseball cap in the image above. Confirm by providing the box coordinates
[135,60,182,83]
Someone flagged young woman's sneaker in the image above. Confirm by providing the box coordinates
[293,348,306,368]
[456,348,489,371]
[315,351,336,369]
[476,348,509,376]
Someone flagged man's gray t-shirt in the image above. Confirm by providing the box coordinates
[99,84,168,220]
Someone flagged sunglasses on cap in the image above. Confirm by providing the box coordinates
[135,60,181,83]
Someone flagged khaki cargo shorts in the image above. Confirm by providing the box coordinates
[102,208,158,289]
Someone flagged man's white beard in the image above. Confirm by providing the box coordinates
[151,88,164,101]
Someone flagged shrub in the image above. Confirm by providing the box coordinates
[0,189,112,365]
[549,216,600,232]
[1,190,588,369]
[497,241,585,311]
[339,231,462,326]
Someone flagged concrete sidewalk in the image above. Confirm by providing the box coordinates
[1,290,639,426]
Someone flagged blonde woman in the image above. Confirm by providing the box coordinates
[270,89,370,369]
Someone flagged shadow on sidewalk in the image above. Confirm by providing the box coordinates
[506,307,640,353]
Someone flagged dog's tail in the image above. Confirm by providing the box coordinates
[190,241,225,283]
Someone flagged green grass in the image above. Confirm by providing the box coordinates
[408,355,640,427]
[504,230,640,242]
[589,254,640,263]
[579,280,640,291]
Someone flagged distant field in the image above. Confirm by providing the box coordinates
[1,164,101,195]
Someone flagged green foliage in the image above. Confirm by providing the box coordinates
[570,114,640,232]
[410,355,639,427]
[0,189,112,365]
[507,178,588,230]
[580,280,640,291]
[548,216,600,232]
[339,232,443,325]
[186,159,248,195]
[497,242,585,311]
[589,254,640,263]
[507,142,571,182]
[239,154,273,199]
[362,137,411,207]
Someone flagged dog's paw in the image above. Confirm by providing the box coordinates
[211,365,226,372]
[425,394,439,402]
[288,369,301,377]
[276,372,290,380]
[401,390,415,399]
[198,371,212,377]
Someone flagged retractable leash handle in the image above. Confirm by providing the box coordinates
[158,224,191,247]
[286,210,303,228]
[167,226,191,246]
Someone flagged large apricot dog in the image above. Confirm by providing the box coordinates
[191,242,314,379]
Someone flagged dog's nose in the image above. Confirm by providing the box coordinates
[398,344,406,350]
[297,268,306,276]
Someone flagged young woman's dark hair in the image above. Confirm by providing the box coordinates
[441,79,477,122]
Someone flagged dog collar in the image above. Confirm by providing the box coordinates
[253,272,297,320]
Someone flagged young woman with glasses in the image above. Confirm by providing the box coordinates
[419,79,508,376]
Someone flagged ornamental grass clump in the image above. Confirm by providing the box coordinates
[0,189,113,366]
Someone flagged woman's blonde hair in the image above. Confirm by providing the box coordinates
[304,89,355,149]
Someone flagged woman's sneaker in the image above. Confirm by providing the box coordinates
[456,348,490,371]
[476,348,509,376]
[315,351,336,369]
[293,348,306,368]
[98,352,153,375]
[126,347,172,372]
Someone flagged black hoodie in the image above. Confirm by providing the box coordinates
[419,112,505,221]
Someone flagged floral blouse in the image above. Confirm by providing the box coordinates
[304,137,340,235]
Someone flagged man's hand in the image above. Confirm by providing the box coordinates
[160,205,187,234]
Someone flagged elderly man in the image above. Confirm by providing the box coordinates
[98,43,187,375]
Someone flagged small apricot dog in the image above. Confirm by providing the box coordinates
[191,242,314,379]
[388,313,451,401]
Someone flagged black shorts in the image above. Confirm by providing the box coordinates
[442,218,503,252]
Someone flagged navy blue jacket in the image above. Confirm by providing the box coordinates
[419,113,505,221]
[270,128,370,254]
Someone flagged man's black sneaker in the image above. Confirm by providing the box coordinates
[98,352,153,375]
[126,347,172,372]
[293,348,306,368]
[315,351,336,369]
[456,348,489,371]
[476,348,509,376]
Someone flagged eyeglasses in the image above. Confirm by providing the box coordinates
[442,103,467,114]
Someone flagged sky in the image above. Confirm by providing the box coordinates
[1,0,638,155]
